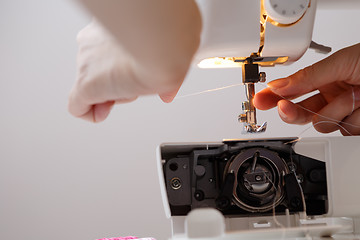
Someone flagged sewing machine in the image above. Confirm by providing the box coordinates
[155,1,360,239]
[75,0,360,239]
[158,0,360,240]
[157,137,360,240]
[194,0,331,133]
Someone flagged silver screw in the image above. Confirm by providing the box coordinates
[238,113,247,123]
[171,178,182,190]
[259,72,266,83]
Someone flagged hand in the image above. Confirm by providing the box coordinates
[254,43,360,135]
[68,22,189,122]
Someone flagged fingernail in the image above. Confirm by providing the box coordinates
[268,78,289,90]
[354,87,360,101]
[278,102,288,120]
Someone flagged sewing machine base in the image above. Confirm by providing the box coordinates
[170,208,355,240]
[157,137,360,239]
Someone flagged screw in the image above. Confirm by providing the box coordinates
[259,72,266,83]
[255,175,262,181]
[171,178,182,190]
[194,190,205,201]
[216,196,230,210]
[239,113,247,123]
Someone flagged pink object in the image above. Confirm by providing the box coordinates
[97,237,138,240]
[97,237,155,240]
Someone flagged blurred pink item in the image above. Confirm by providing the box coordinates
[97,237,155,240]
[97,237,137,240]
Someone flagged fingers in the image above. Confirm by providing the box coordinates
[68,87,92,120]
[68,84,137,122]
[312,88,360,133]
[93,101,115,122]
[93,97,138,122]
[67,99,114,123]
[254,87,309,110]
[340,108,360,135]
[277,100,307,124]
[114,97,138,104]
[276,87,360,133]
[71,21,188,122]
[276,93,327,125]
[256,83,360,135]
[255,86,328,125]
[254,88,283,110]
[267,44,360,98]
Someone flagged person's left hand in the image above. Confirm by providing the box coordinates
[68,22,191,122]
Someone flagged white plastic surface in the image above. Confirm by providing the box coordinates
[294,136,360,217]
[194,0,317,64]
[261,0,317,61]
[171,209,346,240]
[317,0,360,9]
[194,0,260,63]
[185,208,225,238]
[264,0,310,25]
[156,145,171,219]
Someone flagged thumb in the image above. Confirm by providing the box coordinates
[93,101,115,122]
[159,82,183,103]
[267,44,360,97]
[159,88,179,103]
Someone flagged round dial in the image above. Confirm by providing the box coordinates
[264,0,310,25]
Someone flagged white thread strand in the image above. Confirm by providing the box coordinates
[175,83,243,99]
[257,83,360,128]
[352,86,356,113]
[256,82,360,129]
[267,175,293,240]
[285,96,360,129]
[295,121,353,138]
[176,81,360,134]
[264,175,285,229]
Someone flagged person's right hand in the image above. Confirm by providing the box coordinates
[254,43,360,135]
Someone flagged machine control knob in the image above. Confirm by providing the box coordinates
[264,0,310,25]
[195,165,206,177]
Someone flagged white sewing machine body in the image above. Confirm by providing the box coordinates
[194,0,317,67]
[193,0,327,133]
[157,137,360,240]
[158,4,360,236]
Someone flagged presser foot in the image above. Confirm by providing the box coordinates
[242,121,267,133]
[238,100,267,133]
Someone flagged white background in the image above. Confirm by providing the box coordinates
[0,1,359,240]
